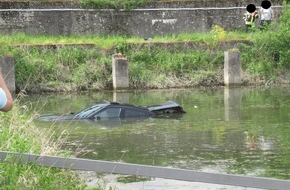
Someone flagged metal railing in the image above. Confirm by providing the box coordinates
[0,150,290,190]
[0,6,283,12]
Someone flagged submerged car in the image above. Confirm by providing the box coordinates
[38,100,186,122]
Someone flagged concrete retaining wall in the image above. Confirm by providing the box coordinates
[0,0,282,9]
[0,1,283,37]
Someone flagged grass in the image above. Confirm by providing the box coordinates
[0,0,245,2]
[0,0,94,1]
[0,0,265,10]
[0,101,101,189]
[0,7,289,92]
[0,27,282,93]
[0,2,289,189]
[0,29,253,92]
[1,2,289,189]
[1,33,122,48]
[1,31,251,47]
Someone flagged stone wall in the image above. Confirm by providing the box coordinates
[0,1,283,37]
[0,0,282,9]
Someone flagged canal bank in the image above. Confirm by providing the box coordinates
[0,2,288,93]
[9,39,290,93]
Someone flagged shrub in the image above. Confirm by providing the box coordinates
[240,5,290,76]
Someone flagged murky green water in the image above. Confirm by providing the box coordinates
[22,87,290,183]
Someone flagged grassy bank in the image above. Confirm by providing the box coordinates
[1,6,289,92]
[0,101,100,189]
[11,38,229,92]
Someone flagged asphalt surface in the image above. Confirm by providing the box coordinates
[98,175,261,190]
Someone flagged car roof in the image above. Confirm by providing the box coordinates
[75,101,149,118]
[102,101,149,109]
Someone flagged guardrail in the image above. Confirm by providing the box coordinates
[0,6,283,12]
[0,150,290,189]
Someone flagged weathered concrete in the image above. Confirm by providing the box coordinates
[112,54,129,90]
[0,56,15,92]
[0,0,282,9]
[224,49,241,86]
[0,1,282,36]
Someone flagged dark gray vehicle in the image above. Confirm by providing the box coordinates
[38,100,185,122]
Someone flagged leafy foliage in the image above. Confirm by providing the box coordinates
[210,25,227,40]
[240,5,290,77]
[80,0,147,10]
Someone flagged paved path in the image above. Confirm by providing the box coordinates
[96,175,262,190]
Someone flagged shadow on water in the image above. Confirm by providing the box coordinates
[22,87,290,184]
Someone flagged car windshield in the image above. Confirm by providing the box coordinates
[75,104,104,118]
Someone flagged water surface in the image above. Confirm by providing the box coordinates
[22,87,290,189]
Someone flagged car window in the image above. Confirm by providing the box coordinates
[122,108,147,118]
[76,105,102,118]
[98,107,122,118]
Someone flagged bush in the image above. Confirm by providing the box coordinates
[239,5,290,77]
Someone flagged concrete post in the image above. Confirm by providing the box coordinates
[224,49,241,86]
[0,56,15,92]
[112,54,129,90]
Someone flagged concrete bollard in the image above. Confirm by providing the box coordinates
[0,56,15,92]
[224,49,241,86]
[112,54,129,90]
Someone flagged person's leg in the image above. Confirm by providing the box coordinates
[246,24,249,32]
[261,20,271,30]
[250,22,255,32]
[260,20,265,30]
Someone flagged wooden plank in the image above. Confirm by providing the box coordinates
[0,150,289,190]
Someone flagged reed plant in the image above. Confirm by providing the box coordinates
[11,41,225,92]
[0,101,99,189]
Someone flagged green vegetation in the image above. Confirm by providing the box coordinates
[2,2,290,190]
[0,6,290,93]
[0,103,100,189]
[1,4,290,189]
[80,0,148,10]
[0,0,287,10]
[240,5,290,79]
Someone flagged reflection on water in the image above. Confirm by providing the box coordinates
[224,87,242,121]
[22,87,290,184]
